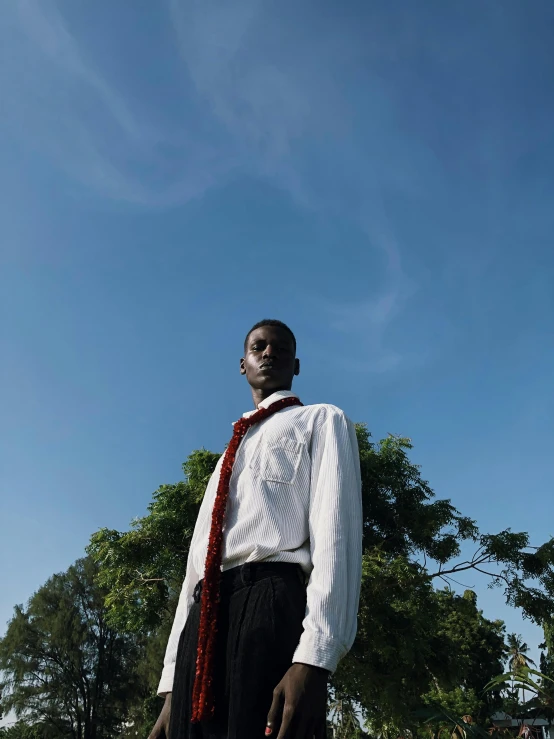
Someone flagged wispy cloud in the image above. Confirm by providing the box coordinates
[16,0,142,141]
[311,196,418,373]
[1,0,226,205]
[168,0,424,369]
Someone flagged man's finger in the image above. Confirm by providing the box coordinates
[266,687,284,736]
[275,702,295,739]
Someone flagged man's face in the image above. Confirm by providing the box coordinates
[240,325,300,393]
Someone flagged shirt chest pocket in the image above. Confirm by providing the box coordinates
[261,437,303,484]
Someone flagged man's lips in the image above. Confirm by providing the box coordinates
[259,363,276,370]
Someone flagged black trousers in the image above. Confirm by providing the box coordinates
[168,562,307,739]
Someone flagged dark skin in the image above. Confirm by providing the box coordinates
[149,325,328,739]
[240,324,300,406]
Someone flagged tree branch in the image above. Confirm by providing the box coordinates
[135,569,165,584]
[473,567,512,586]
[429,553,496,579]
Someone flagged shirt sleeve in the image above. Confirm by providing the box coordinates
[156,545,200,696]
[292,407,363,673]
[156,459,222,696]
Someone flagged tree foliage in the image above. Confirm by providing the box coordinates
[1,426,550,737]
[0,722,47,739]
[0,558,142,739]
[540,621,554,681]
[85,427,554,735]
[420,590,506,723]
[485,665,554,721]
[86,427,554,734]
[357,429,477,563]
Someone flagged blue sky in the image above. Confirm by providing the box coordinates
[1,0,553,674]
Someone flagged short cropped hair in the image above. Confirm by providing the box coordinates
[244,319,297,352]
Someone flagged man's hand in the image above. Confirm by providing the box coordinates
[266,663,328,739]
[148,692,172,739]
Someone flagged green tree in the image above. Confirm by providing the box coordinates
[328,693,367,738]
[536,622,554,723]
[324,430,550,734]
[504,634,537,707]
[507,634,536,672]
[0,722,47,739]
[88,428,554,734]
[421,590,506,724]
[540,622,554,685]
[0,558,142,739]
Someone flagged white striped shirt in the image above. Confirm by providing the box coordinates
[158,390,363,695]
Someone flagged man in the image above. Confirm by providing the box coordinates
[149,319,362,739]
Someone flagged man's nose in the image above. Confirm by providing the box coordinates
[263,343,278,358]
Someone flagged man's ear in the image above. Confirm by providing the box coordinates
[294,358,300,376]
[240,357,246,375]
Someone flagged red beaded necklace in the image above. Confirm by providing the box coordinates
[191,395,303,723]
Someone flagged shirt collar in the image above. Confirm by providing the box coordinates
[242,389,300,418]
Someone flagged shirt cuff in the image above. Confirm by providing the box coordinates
[292,631,346,674]
[157,663,176,696]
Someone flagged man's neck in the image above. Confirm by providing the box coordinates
[250,386,293,408]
